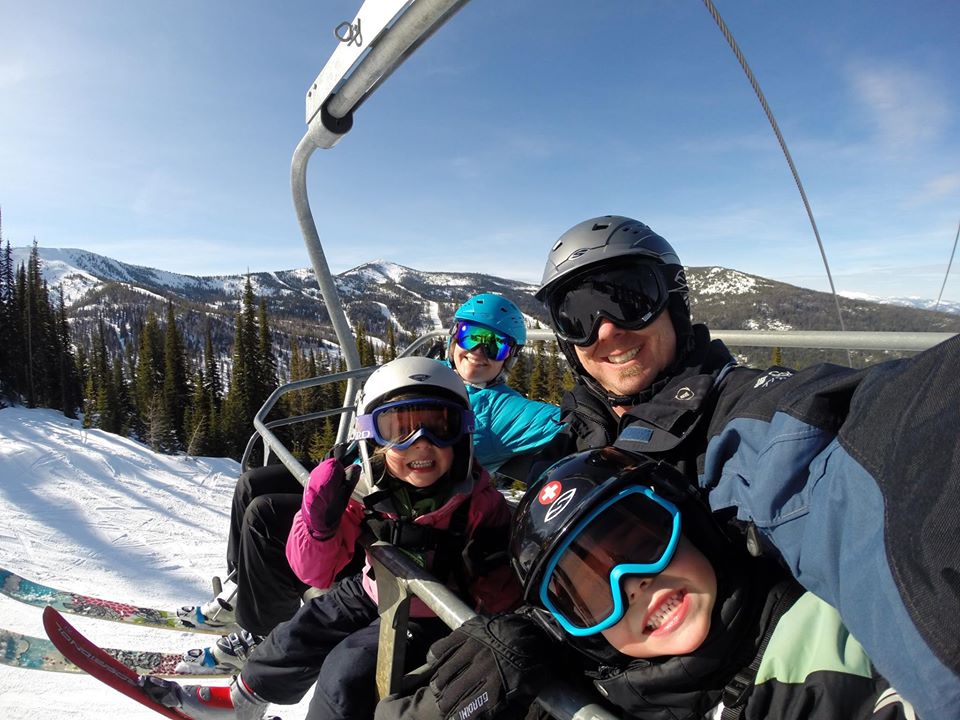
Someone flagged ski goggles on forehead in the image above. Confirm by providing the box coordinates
[540,486,681,636]
[355,398,475,450]
[549,265,669,347]
[454,321,514,362]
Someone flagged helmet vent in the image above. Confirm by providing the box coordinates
[591,222,610,231]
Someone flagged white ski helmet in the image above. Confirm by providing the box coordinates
[350,356,474,486]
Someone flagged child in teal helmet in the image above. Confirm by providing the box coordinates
[446,293,561,475]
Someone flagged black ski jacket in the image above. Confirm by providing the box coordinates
[534,325,959,720]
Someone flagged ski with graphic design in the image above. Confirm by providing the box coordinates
[0,567,237,635]
[0,625,228,677]
[43,606,197,717]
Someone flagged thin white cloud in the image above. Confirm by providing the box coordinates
[846,60,949,152]
[0,60,26,88]
[904,173,960,207]
[130,170,200,217]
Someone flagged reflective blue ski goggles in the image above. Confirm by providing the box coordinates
[454,321,514,362]
[540,486,681,636]
[354,398,475,450]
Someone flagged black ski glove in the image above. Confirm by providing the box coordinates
[428,613,553,720]
[461,525,511,577]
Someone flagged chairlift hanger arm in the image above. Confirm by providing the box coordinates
[292,1,470,446]
[304,0,471,150]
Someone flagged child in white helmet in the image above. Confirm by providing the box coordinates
[176,292,559,674]
[142,357,522,720]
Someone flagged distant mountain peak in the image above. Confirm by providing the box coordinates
[688,266,772,296]
[348,260,418,285]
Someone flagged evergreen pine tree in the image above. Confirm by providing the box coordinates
[509,349,531,396]
[162,301,189,450]
[528,340,548,401]
[0,233,13,400]
[74,346,89,421]
[56,286,81,417]
[307,417,337,462]
[89,318,120,432]
[13,264,28,396]
[283,337,310,457]
[202,321,223,456]
[184,368,209,456]
[22,242,46,406]
[544,342,564,405]
[309,349,339,429]
[82,378,97,428]
[222,276,259,459]
[384,324,398,362]
[36,279,60,407]
[257,298,278,403]
[112,355,132,435]
[356,322,379,367]
[134,312,165,446]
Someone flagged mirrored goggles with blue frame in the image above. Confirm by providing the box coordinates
[540,486,681,636]
[454,320,514,362]
[354,398,475,450]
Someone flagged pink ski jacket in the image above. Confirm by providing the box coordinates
[286,459,521,617]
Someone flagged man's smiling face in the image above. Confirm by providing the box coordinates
[574,310,677,406]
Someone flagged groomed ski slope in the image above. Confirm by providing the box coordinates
[0,407,313,718]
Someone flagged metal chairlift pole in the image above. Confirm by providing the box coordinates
[291,0,469,444]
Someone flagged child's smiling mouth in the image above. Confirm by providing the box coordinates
[643,590,689,634]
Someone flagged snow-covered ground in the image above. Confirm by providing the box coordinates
[0,407,313,719]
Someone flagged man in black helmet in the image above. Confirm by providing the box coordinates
[527,215,960,719]
[532,215,736,480]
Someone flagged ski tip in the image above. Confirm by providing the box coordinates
[41,604,63,632]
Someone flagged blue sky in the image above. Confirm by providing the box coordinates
[1,1,958,302]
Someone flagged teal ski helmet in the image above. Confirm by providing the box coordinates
[454,293,527,345]
[448,293,526,379]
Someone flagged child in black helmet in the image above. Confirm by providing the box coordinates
[380,447,918,720]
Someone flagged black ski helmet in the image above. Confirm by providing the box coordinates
[535,216,693,407]
[511,447,719,609]
[511,447,763,671]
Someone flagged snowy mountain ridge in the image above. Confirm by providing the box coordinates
[10,245,960,376]
[14,245,959,317]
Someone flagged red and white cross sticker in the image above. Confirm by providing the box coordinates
[538,481,562,504]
